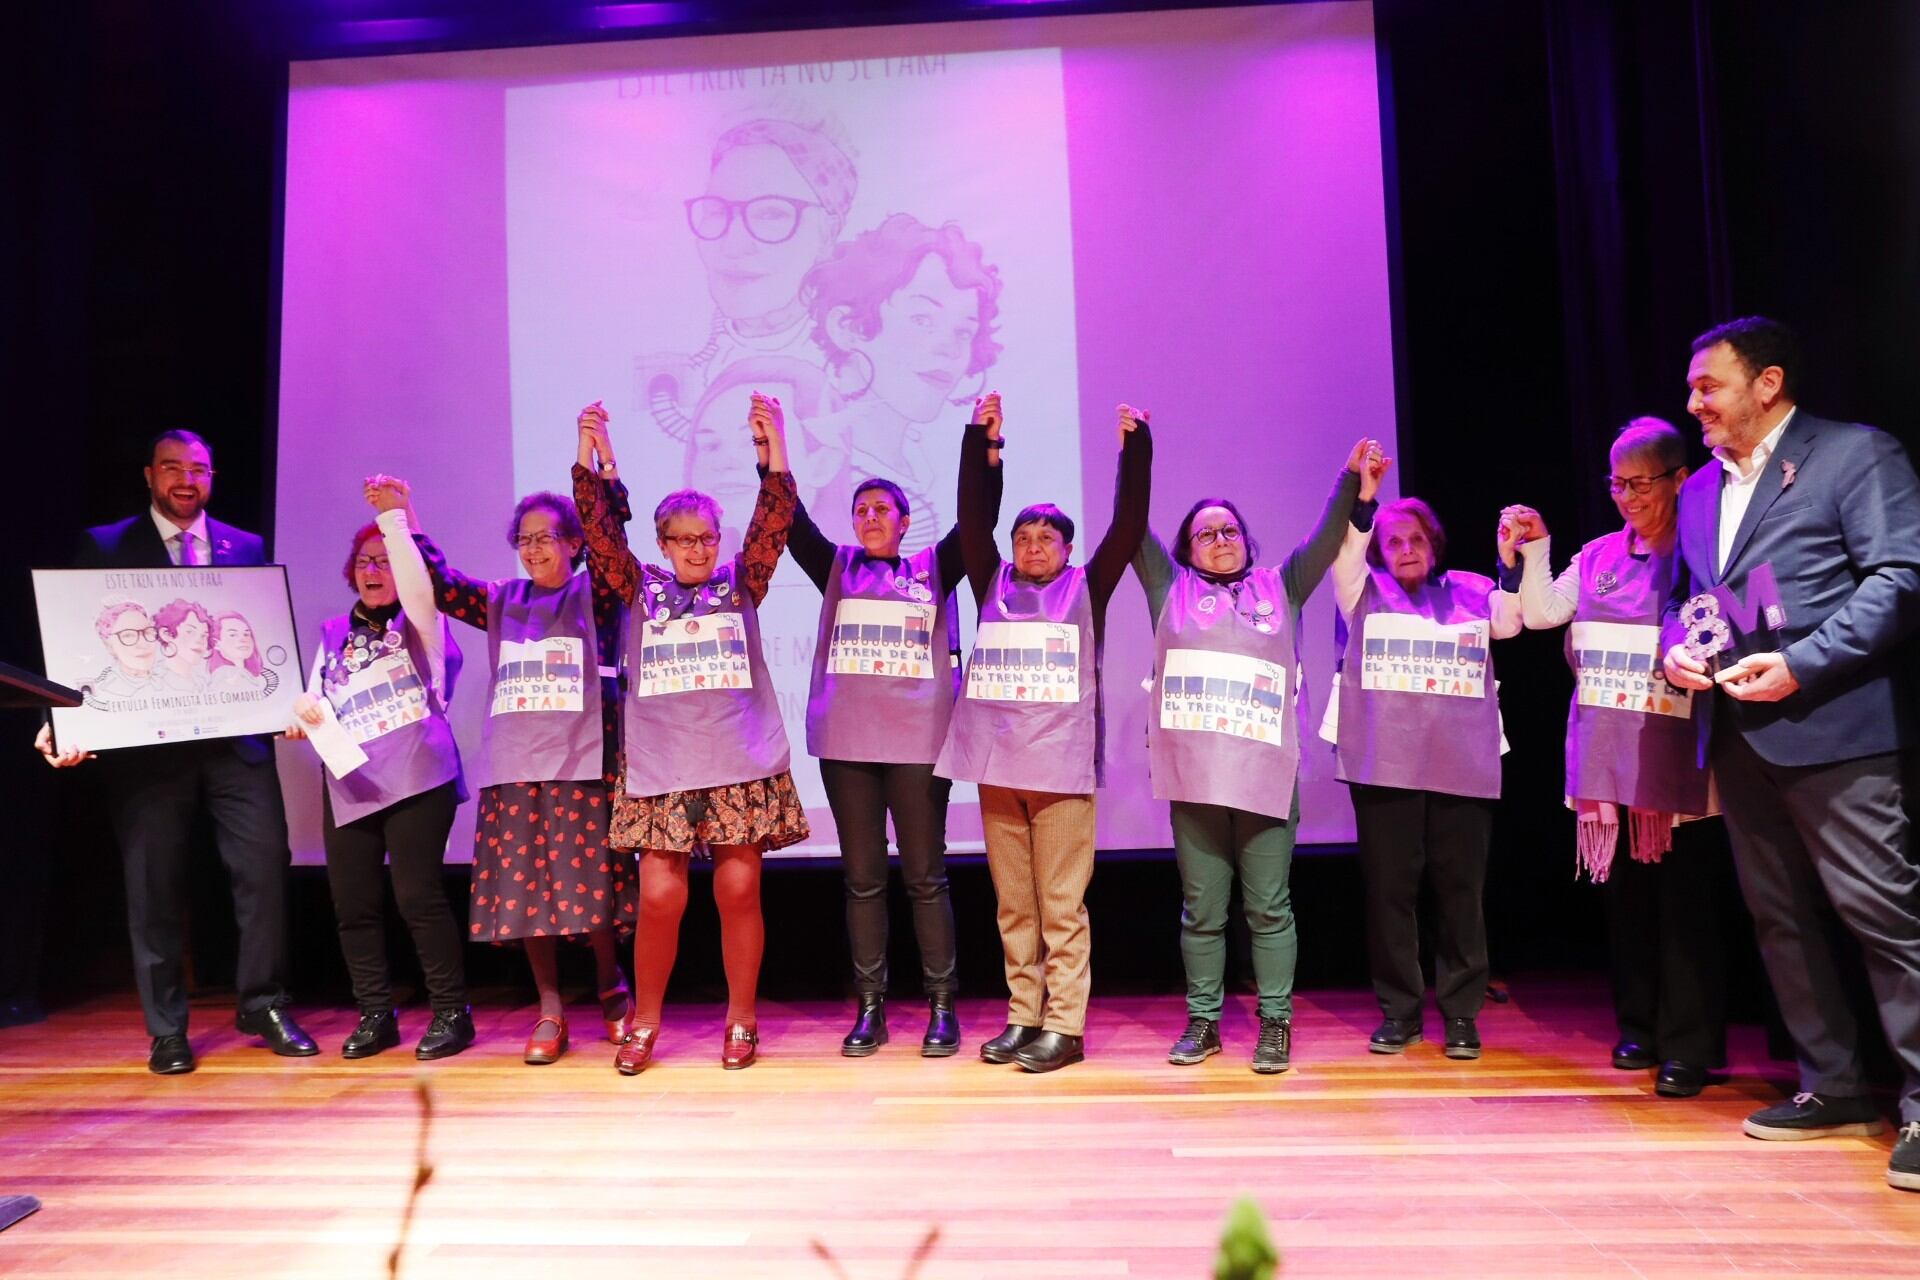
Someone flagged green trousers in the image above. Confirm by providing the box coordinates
[1170,798,1299,1021]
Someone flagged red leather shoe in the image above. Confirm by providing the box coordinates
[600,982,636,1045]
[721,1022,758,1070]
[524,1015,568,1066]
[614,1025,659,1076]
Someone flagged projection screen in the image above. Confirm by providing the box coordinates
[275,2,1400,862]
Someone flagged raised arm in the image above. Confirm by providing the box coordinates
[955,392,1007,604]
[1132,528,1177,628]
[365,476,447,691]
[1088,404,1154,608]
[1332,446,1391,619]
[414,531,493,630]
[574,401,644,607]
[938,412,1001,593]
[1281,439,1371,607]
[739,392,797,606]
[783,489,837,592]
[1516,531,1579,630]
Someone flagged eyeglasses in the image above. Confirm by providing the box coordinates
[1606,468,1679,495]
[1190,525,1244,548]
[114,626,159,645]
[155,462,214,480]
[514,532,568,550]
[685,195,820,245]
[353,555,392,571]
[662,532,721,551]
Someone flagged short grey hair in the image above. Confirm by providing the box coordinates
[653,489,723,540]
[1610,416,1687,473]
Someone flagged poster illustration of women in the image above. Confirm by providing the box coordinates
[504,46,1079,848]
[32,566,303,752]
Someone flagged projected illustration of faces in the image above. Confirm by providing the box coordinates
[639,116,1002,555]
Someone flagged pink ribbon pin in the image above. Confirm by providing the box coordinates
[1780,460,1796,489]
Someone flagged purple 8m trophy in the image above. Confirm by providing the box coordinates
[1679,592,1733,672]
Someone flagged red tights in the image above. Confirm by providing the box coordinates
[631,844,765,1028]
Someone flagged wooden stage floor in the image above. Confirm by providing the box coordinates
[0,980,1913,1278]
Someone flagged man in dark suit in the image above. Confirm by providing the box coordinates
[35,429,316,1073]
[1662,317,1920,1192]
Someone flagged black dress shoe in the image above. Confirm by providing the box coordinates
[236,1006,319,1057]
[841,994,888,1057]
[148,1035,195,1075]
[341,1009,400,1059]
[1013,1030,1084,1073]
[921,996,960,1058]
[979,1023,1042,1063]
[1368,1017,1422,1054]
[1443,1017,1481,1060]
[416,1007,476,1061]
[1655,1060,1708,1098]
[1611,1039,1656,1071]
[1168,1016,1221,1065]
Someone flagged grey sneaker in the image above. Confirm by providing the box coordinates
[1168,1016,1221,1065]
[1890,1122,1920,1192]
[1251,1017,1291,1074]
[1742,1092,1886,1141]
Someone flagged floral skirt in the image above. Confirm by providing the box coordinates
[470,780,638,941]
[610,770,811,856]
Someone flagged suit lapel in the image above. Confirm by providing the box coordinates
[1682,463,1724,586]
[126,515,172,568]
[205,518,233,565]
[1721,415,1817,579]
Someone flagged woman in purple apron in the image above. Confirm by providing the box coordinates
[574,394,808,1074]
[1133,438,1378,1074]
[1505,417,1727,1097]
[786,392,1004,1059]
[936,401,1152,1073]
[1326,460,1521,1060]
[405,483,641,1065]
[289,478,472,1061]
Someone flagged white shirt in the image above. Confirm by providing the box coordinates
[149,505,211,566]
[1714,407,1794,573]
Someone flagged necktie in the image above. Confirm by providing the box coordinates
[178,532,200,567]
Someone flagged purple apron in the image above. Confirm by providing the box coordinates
[806,543,959,764]
[476,570,607,791]
[1336,569,1501,800]
[621,560,789,797]
[1564,530,1709,815]
[319,609,466,825]
[1151,566,1299,820]
[936,562,1100,795]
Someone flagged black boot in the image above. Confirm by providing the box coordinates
[921,996,960,1058]
[841,994,888,1057]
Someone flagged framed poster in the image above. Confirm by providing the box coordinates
[33,566,303,751]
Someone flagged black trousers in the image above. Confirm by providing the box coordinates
[321,781,466,1015]
[1350,782,1492,1022]
[1713,727,1920,1122]
[1603,818,1731,1067]
[100,741,292,1038]
[818,759,957,998]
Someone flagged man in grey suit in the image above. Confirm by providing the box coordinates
[1662,317,1920,1192]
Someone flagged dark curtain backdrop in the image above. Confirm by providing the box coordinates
[3,0,1914,1016]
